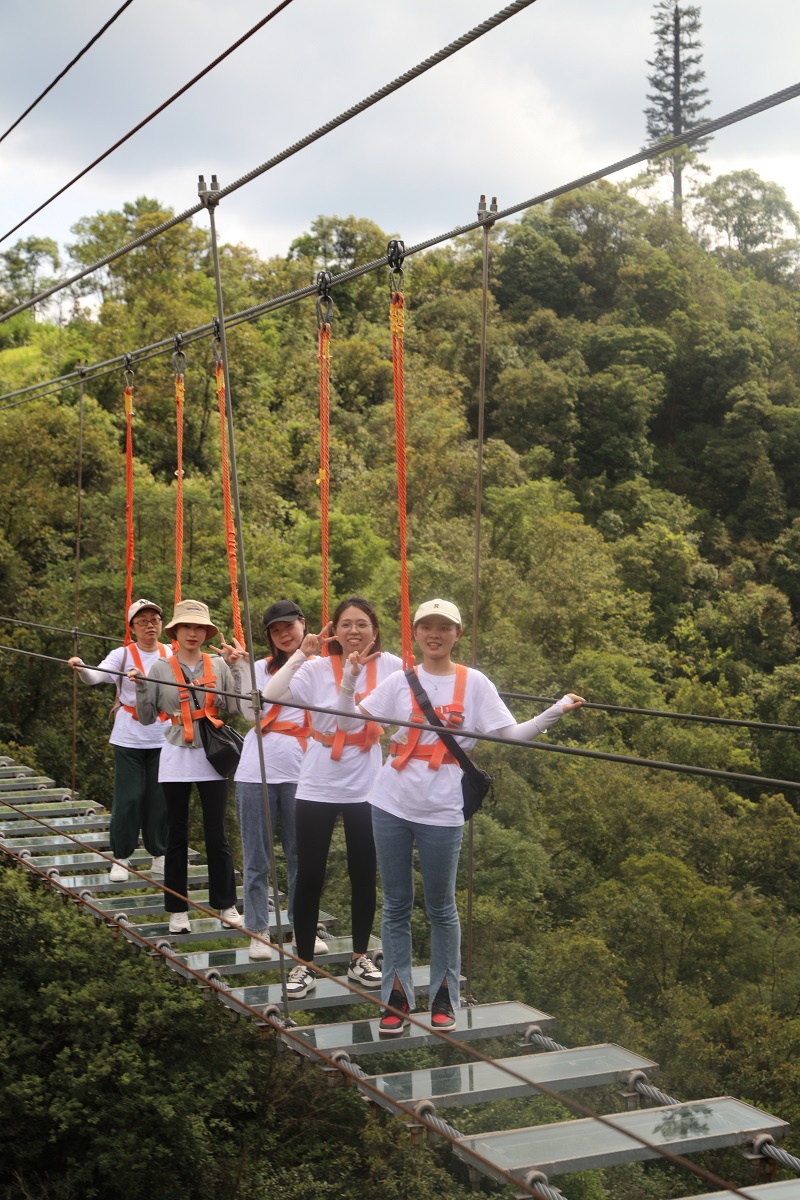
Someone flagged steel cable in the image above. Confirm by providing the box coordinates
[2,642,799,791]
[2,77,800,406]
[0,0,296,243]
[0,0,136,146]
[0,0,541,322]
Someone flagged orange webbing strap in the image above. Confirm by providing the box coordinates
[260,701,311,749]
[123,371,135,645]
[123,643,169,721]
[391,664,468,772]
[318,316,331,643]
[390,743,457,766]
[327,657,380,761]
[168,653,221,743]
[390,283,413,669]
[174,356,185,612]
[214,354,245,647]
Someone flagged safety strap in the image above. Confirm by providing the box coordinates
[122,643,169,721]
[391,664,468,772]
[260,659,310,748]
[325,657,381,761]
[168,653,221,744]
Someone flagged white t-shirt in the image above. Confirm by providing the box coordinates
[235,658,308,785]
[364,666,515,827]
[81,644,173,750]
[289,652,403,804]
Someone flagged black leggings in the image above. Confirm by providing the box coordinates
[162,780,237,913]
[293,799,376,962]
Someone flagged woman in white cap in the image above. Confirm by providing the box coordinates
[261,596,402,998]
[68,599,171,882]
[129,599,246,934]
[234,599,318,962]
[336,598,584,1036]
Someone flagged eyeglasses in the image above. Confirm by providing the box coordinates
[134,616,162,626]
[336,621,373,632]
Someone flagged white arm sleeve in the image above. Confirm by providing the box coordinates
[335,681,370,732]
[76,665,108,686]
[260,649,307,703]
[495,697,572,742]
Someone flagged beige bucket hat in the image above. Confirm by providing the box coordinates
[164,599,219,640]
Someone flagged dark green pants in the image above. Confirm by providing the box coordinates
[111,746,167,859]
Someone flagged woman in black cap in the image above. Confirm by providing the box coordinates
[234,601,325,961]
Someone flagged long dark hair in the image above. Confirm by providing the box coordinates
[327,596,382,657]
[265,614,307,674]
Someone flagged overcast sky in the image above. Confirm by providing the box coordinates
[1,0,798,270]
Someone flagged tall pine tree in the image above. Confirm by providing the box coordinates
[645,1,711,219]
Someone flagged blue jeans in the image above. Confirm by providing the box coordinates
[236,782,298,933]
[371,805,463,1011]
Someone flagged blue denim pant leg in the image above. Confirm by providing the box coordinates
[236,781,298,934]
[372,807,464,1011]
[415,819,463,1009]
[372,806,416,1009]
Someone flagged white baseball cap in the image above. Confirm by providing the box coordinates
[413,599,462,626]
[127,598,163,623]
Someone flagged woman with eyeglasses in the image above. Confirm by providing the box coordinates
[261,596,401,999]
[68,599,171,883]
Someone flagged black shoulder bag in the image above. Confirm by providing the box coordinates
[180,667,244,777]
[404,668,493,820]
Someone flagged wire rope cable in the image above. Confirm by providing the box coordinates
[0,0,543,321]
[3,642,799,792]
[0,0,136,147]
[0,0,296,245]
[3,78,800,406]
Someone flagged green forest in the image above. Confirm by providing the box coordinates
[4,173,800,1198]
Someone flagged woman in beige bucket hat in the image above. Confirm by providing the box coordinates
[130,599,247,935]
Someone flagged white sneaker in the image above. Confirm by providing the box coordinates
[348,955,382,988]
[314,925,329,954]
[169,912,191,934]
[219,906,243,927]
[286,963,316,998]
[248,936,274,961]
[150,855,165,875]
[109,859,129,882]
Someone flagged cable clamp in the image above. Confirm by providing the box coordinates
[172,332,187,376]
[197,173,221,209]
[387,239,405,293]
[211,318,222,364]
[477,193,499,225]
[316,271,333,328]
[123,354,134,387]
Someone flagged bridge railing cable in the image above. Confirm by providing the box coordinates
[1,642,797,792]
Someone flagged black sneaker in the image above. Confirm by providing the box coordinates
[430,982,456,1032]
[378,987,410,1037]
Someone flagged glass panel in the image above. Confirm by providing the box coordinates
[373,1045,657,1105]
[676,1184,800,1200]
[458,1099,788,1178]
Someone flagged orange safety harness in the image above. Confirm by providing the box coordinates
[260,657,311,749]
[122,642,170,721]
[312,657,381,762]
[390,664,468,771]
[168,653,222,743]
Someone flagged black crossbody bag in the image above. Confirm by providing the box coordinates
[404,668,493,820]
[180,667,244,777]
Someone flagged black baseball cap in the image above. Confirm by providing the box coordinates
[262,600,305,629]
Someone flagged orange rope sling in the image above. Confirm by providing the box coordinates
[388,241,414,668]
[122,362,135,645]
[212,329,245,646]
[173,340,186,610]
[317,272,333,646]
